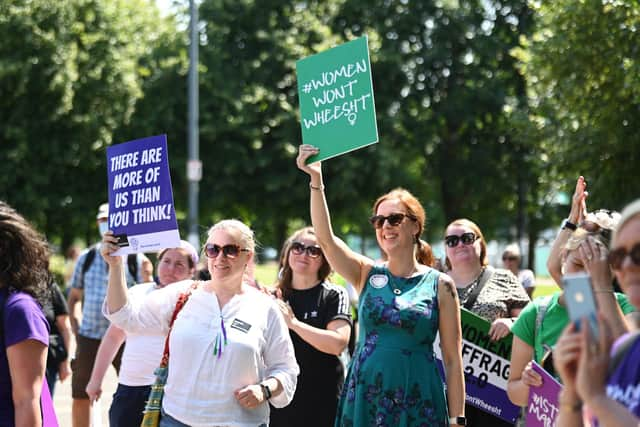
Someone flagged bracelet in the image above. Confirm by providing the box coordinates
[309,183,324,191]
[260,383,272,400]
[559,392,582,412]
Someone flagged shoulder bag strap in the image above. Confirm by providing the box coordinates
[159,281,199,367]
[463,266,494,310]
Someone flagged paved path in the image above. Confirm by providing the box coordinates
[53,366,118,426]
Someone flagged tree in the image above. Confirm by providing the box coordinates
[516,0,640,210]
[0,0,176,249]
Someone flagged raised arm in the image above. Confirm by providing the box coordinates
[437,274,465,424]
[547,176,587,285]
[296,145,373,291]
[100,231,129,313]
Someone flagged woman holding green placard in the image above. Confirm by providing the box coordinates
[296,144,466,427]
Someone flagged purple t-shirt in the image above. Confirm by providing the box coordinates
[590,334,640,426]
[0,290,49,426]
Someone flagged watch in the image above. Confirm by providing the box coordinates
[449,416,466,426]
[561,218,577,231]
[260,383,272,400]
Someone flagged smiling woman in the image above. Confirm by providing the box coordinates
[101,219,299,427]
[295,144,465,427]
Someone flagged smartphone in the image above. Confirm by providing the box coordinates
[112,233,130,248]
[563,272,599,340]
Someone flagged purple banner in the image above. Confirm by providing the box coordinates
[526,361,562,427]
[106,135,179,254]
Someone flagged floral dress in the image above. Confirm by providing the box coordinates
[336,265,448,427]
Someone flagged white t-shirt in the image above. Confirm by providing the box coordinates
[104,280,299,427]
[118,282,165,386]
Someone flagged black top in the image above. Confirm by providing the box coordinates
[270,282,352,427]
[42,282,69,367]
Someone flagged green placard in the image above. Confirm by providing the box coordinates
[296,36,378,163]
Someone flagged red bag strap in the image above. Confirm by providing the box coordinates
[160,281,199,366]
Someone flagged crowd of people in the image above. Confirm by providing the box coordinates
[2,147,640,427]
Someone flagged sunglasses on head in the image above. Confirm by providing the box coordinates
[369,213,416,229]
[290,241,322,258]
[608,243,640,270]
[444,232,477,248]
[204,243,249,259]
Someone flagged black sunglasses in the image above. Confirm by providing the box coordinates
[290,242,323,258]
[444,232,477,248]
[369,213,416,229]
[204,243,249,259]
[503,255,519,262]
[608,243,640,270]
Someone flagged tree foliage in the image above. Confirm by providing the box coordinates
[516,0,640,210]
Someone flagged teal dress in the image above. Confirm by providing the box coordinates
[336,265,448,427]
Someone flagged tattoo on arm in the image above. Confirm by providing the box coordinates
[442,279,458,301]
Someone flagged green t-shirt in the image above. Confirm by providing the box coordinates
[511,291,635,363]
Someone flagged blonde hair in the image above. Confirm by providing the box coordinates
[207,219,255,253]
[613,199,640,246]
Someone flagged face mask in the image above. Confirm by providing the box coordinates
[98,221,109,236]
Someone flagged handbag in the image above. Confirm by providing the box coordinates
[140,282,197,427]
[48,334,67,366]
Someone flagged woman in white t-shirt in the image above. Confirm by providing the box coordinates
[102,220,299,427]
[86,240,198,427]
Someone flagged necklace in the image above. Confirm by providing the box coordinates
[389,269,419,295]
[457,267,486,304]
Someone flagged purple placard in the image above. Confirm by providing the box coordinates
[435,358,521,423]
[526,361,562,427]
[106,135,180,254]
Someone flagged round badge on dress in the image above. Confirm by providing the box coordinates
[369,274,389,289]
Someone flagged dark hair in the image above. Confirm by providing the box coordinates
[373,188,432,266]
[276,227,331,299]
[0,201,50,305]
[444,218,488,270]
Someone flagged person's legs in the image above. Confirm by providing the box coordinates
[109,383,151,427]
[71,335,101,427]
[45,363,58,396]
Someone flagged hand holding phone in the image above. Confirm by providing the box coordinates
[563,272,599,340]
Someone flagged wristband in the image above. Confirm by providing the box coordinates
[561,218,578,231]
[310,183,324,191]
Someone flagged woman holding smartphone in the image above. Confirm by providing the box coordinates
[554,199,640,426]
[507,177,633,407]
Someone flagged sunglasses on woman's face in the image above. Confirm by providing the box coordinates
[204,243,249,259]
[444,232,477,248]
[503,255,519,262]
[290,241,322,258]
[608,243,640,270]
[369,213,416,229]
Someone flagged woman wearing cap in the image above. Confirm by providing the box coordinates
[553,198,640,426]
[270,227,352,427]
[507,177,633,409]
[102,220,299,427]
[86,240,199,427]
